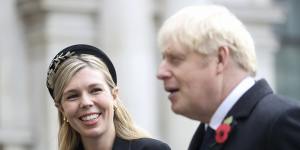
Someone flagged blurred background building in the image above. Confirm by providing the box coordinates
[0,0,298,150]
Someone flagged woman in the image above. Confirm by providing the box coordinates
[46,44,171,150]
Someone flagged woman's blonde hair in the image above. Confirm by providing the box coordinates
[52,54,149,150]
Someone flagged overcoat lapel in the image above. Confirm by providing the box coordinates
[226,79,273,119]
[208,79,273,150]
[188,123,205,150]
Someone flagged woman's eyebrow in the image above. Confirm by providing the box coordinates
[63,89,78,96]
[88,83,105,88]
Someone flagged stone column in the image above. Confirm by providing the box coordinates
[222,1,284,89]
[0,0,31,149]
[276,0,300,100]
[156,1,208,150]
[99,0,161,138]
[17,0,99,149]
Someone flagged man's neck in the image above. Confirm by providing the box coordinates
[208,75,255,130]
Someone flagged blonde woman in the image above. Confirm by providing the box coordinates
[46,44,170,150]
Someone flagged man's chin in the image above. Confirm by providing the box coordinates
[171,105,183,115]
[171,106,197,120]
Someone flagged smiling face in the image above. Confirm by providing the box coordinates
[60,67,116,139]
[157,42,222,122]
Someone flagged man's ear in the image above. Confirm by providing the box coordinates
[216,46,230,74]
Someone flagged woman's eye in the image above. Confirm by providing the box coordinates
[91,88,102,94]
[66,94,79,101]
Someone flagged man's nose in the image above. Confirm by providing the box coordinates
[157,61,171,80]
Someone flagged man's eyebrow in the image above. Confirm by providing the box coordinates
[162,49,173,56]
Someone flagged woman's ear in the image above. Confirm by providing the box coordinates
[56,103,65,113]
[112,87,119,100]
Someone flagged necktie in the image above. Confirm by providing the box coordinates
[199,126,215,150]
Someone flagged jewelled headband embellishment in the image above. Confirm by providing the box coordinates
[46,51,75,89]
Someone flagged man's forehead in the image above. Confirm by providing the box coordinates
[162,44,191,56]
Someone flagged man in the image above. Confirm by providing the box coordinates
[157,4,300,150]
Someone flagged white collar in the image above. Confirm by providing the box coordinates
[208,76,255,130]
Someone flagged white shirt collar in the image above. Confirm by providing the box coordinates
[208,76,255,130]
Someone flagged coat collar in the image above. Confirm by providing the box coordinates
[78,136,132,150]
[226,79,273,119]
[112,137,131,150]
[211,79,273,150]
[188,79,274,150]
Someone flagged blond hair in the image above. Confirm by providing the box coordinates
[158,5,257,76]
[52,54,149,150]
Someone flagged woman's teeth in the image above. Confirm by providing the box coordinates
[80,114,100,121]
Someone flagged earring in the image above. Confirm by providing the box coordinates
[63,117,69,123]
[113,105,118,112]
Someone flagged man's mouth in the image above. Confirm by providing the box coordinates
[165,87,179,94]
[165,87,179,100]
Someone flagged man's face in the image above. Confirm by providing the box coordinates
[157,42,222,122]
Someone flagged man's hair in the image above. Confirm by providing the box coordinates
[158,5,257,76]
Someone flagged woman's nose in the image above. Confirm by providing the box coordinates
[80,93,94,108]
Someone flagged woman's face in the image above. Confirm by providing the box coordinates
[60,67,116,139]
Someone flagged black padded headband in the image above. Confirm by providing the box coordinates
[46,44,117,99]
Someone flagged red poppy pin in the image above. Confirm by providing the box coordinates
[215,116,233,144]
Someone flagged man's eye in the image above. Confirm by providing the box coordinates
[169,57,182,65]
